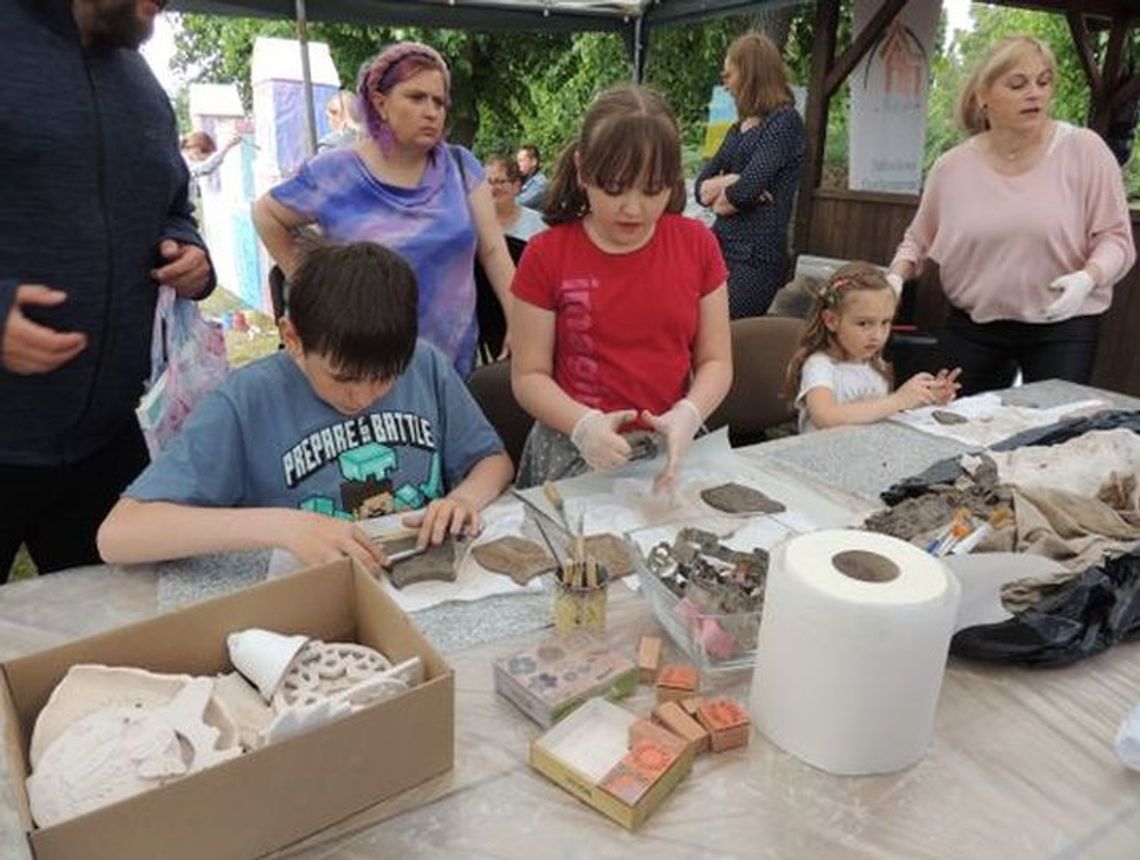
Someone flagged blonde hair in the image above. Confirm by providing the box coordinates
[726,32,794,118]
[955,35,1056,135]
[783,261,895,400]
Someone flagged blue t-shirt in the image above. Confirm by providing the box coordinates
[270,144,483,377]
[126,342,503,520]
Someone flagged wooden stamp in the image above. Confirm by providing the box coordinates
[695,698,751,752]
[655,663,698,704]
[636,636,662,684]
[679,696,704,718]
[652,700,709,755]
[629,718,687,756]
[598,739,678,806]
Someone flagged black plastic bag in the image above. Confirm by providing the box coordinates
[950,551,1140,666]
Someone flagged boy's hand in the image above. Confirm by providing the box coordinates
[932,367,962,405]
[282,511,386,573]
[570,409,638,471]
[894,372,940,411]
[402,495,481,549]
[641,398,702,495]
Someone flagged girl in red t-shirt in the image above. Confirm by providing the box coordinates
[511,85,732,492]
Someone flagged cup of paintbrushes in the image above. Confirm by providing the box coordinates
[552,555,609,633]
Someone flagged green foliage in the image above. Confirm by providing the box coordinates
[170,5,1138,196]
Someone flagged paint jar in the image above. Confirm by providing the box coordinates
[553,563,609,633]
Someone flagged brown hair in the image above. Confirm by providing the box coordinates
[289,242,419,381]
[484,154,522,185]
[726,32,794,119]
[955,35,1056,135]
[544,85,686,225]
[783,261,895,400]
[180,131,216,155]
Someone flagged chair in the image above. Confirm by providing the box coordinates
[466,359,533,468]
[706,316,805,446]
[475,234,528,364]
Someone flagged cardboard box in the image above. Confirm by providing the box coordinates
[493,631,638,728]
[529,698,692,830]
[1,560,454,860]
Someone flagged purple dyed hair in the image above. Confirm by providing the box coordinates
[357,42,451,154]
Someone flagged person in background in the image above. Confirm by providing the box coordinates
[253,41,515,378]
[511,85,732,493]
[317,90,363,152]
[515,144,549,209]
[485,155,547,241]
[696,32,805,318]
[181,130,242,205]
[97,242,513,571]
[784,262,960,433]
[0,0,214,582]
[889,34,1135,396]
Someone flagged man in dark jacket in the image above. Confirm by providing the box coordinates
[0,0,215,580]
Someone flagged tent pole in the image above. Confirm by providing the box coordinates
[295,0,318,155]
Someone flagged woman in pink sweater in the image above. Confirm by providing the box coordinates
[889,35,1134,395]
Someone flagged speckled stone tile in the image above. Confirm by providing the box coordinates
[157,552,552,655]
[408,591,553,654]
[755,423,969,503]
[156,551,270,611]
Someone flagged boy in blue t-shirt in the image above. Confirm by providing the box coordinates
[97,242,513,572]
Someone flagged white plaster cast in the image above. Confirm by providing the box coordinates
[30,664,239,769]
[27,678,241,827]
[212,672,276,751]
[271,641,392,711]
[226,628,309,701]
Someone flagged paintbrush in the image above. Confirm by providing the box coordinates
[543,480,573,533]
[950,506,1014,556]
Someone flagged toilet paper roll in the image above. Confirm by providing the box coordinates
[751,529,960,775]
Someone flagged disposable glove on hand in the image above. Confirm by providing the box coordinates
[886,272,904,298]
[641,398,703,493]
[1044,270,1095,321]
[570,408,638,471]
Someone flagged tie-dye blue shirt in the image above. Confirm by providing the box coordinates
[271,144,483,376]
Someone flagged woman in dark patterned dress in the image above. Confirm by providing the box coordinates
[696,32,806,318]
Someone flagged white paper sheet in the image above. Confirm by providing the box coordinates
[889,394,1108,448]
[266,501,546,613]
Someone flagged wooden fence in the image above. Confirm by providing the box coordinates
[801,188,1140,397]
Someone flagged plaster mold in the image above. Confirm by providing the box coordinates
[26,677,241,827]
[30,664,238,768]
[226,628,309,701]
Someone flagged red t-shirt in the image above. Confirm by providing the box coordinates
[512,214,727,418]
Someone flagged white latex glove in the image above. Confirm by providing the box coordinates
[641,398,703,493]
[1044,270,1095,321]
[886,272,904,298]
[570,408,638,471]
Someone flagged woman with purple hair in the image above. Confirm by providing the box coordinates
[253,42,515,377]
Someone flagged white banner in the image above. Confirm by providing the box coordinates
[848,0,941,193]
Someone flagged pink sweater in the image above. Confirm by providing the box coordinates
[892,123,1135,323]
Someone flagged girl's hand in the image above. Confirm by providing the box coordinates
[932,367,962,405]
[894,372,940,411]
[282,511,386,573]
[570,409,638,470]
[402,495,481,549]
[641,399,703,494]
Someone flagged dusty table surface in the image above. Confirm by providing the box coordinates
[3,380,1139,859]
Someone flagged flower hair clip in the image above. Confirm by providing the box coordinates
[821,276,855,308]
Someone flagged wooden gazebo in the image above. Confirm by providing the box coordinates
[796,0,1140,395]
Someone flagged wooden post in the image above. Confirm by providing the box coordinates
[793,0,839,254]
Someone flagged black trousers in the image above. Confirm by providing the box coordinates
[0,421,150,581]
[939,307,1101,397]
